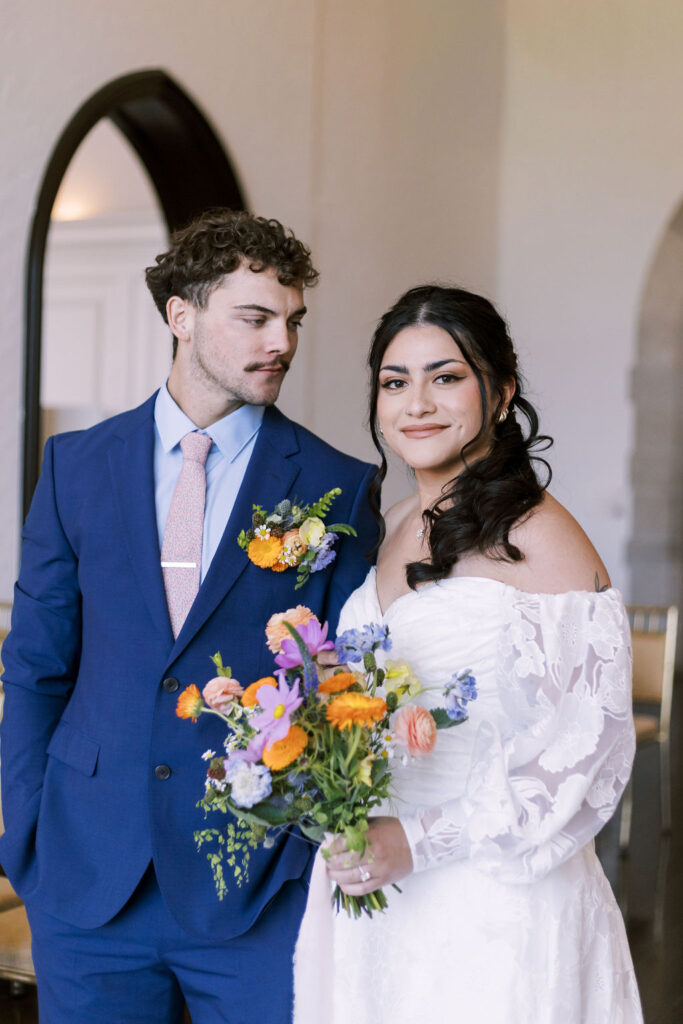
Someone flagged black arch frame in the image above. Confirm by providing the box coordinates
[23,68,246,517]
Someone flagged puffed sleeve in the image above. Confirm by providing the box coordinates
[400,588,635,883]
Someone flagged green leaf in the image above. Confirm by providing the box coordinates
[237,530,249,551]
[430,707,460,730]
[308,488,342,520]
[210,652,232,678]
[283,621,319,686]
[326,523,357,537]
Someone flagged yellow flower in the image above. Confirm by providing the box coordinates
[384,659,421,697]
[248,535,284,568]
[357,754,375,787]
[176,685,204,721]
[262,725,309,770]
[241,676,278,707]
[299,517,326,548]
[326,693,388,731]
[317,671,358,695]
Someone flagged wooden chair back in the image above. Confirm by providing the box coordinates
[628,605,678,738]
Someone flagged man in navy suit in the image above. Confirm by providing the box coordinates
[0,209,377,1022]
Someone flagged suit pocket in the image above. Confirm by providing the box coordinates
[46,720,100,776]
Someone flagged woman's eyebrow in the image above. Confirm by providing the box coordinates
[380,358,466,374]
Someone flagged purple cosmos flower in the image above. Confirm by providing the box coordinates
[251,674,303,742]
[275,618,335,669]
[223,733,267,777]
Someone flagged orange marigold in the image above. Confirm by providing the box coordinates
[326,693,388,731]
[262,724,309,770]
[241,676,278,708]
[176,684,204,721]
[271,560,289,572]
[248,536,284,568]
[317,671,358,695]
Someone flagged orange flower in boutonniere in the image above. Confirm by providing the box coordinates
[247,535,283,568]
[236,489,357,590]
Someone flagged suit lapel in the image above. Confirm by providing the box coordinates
[165,407,302,665]
[108,395,174,645]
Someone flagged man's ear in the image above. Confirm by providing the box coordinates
[166,296,194,344]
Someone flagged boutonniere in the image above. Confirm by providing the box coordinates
[237,488,357,589]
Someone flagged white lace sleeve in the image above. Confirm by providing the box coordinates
[400,588,635,882]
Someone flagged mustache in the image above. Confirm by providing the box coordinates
[245,359,291,373]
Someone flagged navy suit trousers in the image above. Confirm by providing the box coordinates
[26,861,307,1024]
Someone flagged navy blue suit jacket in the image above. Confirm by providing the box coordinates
[0,396,378,938]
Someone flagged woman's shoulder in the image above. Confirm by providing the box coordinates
[496,493,610,595]
[382,493,420,536]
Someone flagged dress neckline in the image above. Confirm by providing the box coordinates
[370,566,620,619]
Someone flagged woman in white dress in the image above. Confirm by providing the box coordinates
[294,285,643,1023]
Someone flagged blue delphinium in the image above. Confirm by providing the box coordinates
[444,670,478,722]
[335,623,391,663]
[309,532,338,572]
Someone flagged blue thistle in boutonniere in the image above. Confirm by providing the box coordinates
[236,488,356,589]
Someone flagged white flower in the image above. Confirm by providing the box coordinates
[229,762,273,809]
[208,777,228,792]
[254,526,271,540]
[201,749,216,761]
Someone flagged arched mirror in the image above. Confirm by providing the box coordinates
[630,198,683,663]
[24,69,246,518]
[43,120,169,445]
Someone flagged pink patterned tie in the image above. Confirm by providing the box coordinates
[161,431,213,638]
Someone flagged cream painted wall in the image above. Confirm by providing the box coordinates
[0,0,504,599]
[498,0,683,593]
[5,1,681,603]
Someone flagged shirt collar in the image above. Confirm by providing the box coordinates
[154,384,265,462]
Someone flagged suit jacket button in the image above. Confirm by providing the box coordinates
[154,764,172,780]
[162,677,180,693]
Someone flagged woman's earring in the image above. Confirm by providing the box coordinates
[497,408,508,424]
[378,426,385,437]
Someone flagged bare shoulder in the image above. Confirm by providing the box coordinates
[504,493,611,594]
[382,493,419,540]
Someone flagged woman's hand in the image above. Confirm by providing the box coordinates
[325,817,414,896]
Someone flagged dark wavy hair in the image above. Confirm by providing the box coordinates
[367,285,552,588]
[145,208,319,357]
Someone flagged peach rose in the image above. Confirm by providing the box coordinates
[393,705,437,756]
[282,530,307,560]
[202,677,244,713]
[265,606,317,653]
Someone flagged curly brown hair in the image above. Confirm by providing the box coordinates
[145,208,319,355]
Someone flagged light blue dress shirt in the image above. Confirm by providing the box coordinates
[154,384,264,582]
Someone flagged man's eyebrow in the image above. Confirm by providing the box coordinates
[233,304,308,318]
[380,358,466,374]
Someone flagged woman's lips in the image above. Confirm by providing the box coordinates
[400,424,447,438]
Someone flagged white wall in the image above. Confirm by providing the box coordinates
[498,0,683,592]
[0,0,505,598]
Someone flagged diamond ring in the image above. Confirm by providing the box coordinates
[358,866,371,883]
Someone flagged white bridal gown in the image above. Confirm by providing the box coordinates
[294,569,643,1024]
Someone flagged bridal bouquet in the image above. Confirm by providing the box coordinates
[177,606,477,918]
